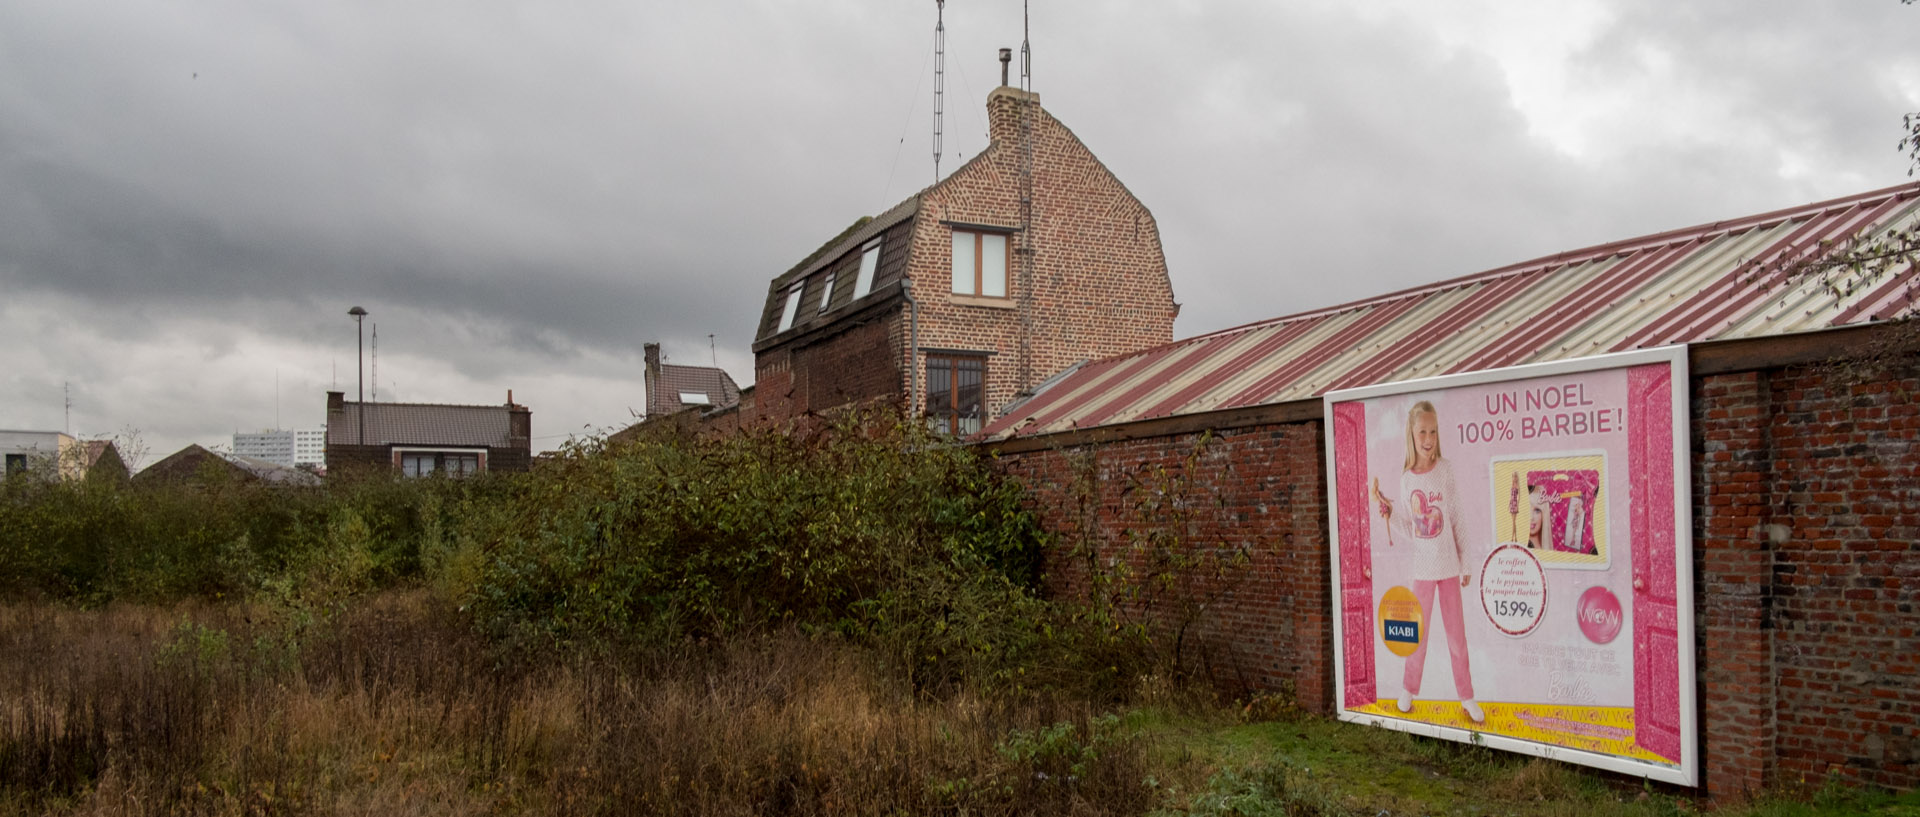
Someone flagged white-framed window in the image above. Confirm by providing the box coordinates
[393,448,486,478]
[777,283,804,332]
[678,392,711,406]
[816,270,835,313]
[853,239,882,298]
[951,229,1008,297]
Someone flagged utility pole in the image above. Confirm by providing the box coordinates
[349,306,367,445]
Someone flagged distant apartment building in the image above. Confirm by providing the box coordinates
[232,428,326,470]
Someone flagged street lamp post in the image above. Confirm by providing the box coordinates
[349,306,367,445]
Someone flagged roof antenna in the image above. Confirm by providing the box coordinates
[1020,0,1032,92]
[932,0,946,182]
[709,333,718,368]
[371,322,378,403]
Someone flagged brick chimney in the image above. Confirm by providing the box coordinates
[643,342,662,418]
[987,85,1041,149]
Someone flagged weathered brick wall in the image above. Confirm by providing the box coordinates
[748,318,903,422]
[1746,362,1918,790]
[995,422,1331,702]
[990,354,1920,796]
[910,88,1176,416]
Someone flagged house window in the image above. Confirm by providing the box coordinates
[4,454,25,477]
[925,353,986,436]
[777,284,804,332]
[950,229,1008,298]
[678,392,711,406]
[853,239,882,298]
[816,270,835,313]
[397,450,484,478]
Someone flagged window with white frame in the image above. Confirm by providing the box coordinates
[853,239,882,298]
[950,229,1008,297]
[397,449,484,478]
[777,283,804,332]
[816,270,835,313]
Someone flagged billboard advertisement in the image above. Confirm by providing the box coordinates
[1325,347,1696,785]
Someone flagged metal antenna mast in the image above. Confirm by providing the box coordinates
[1015,0,1036,392]
[932,0,946,182]
[1021,0,1032,91]
[371,322,378,403]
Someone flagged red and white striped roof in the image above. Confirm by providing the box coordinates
[982,181,1920,440]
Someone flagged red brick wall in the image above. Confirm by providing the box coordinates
[996,422,1332,702]
[750,316,903,422]
[1712,362,1920,792]
[990,354,1920,796]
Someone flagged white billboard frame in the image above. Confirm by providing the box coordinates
[1323,346,1696,786]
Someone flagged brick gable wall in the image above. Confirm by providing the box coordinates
[907,88,1175,417]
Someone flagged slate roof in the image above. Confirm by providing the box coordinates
[753,196,921,349]
[326,401,518,447]
[983,181,1920,440]
[648,363,742,416]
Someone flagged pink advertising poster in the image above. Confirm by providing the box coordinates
[1324,347,1696,786]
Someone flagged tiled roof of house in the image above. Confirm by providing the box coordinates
[648,363,742,416]
[754,196,921,348]
[983,181,1920,440]
[326,401,518,447]
[222,453,322,485]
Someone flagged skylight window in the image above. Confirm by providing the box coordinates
[777,284,804,332]
[853,239,882,298]
[678,392,711,405]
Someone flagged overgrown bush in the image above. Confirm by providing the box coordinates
[457,412,1140,694]
[0,463,501,604]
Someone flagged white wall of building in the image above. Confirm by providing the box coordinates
[233,428,326,469]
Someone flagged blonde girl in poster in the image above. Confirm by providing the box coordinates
[1371,400,1484,723]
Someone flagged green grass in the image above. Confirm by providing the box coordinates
[1127,703,1920,817]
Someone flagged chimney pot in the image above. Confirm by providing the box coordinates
[998,48,1011,86]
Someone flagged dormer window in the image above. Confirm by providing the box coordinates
[951,229,1008,298]
[777,283,804,332]
[853,239,882,298]
[817,271,835,313]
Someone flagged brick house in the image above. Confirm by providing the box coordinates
[324,391,532,476]
[642,342,741,418]
[748,79,1177,434]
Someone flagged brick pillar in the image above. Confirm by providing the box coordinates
[1695,371,1776,798]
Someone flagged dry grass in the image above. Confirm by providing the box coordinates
[0,591,1153,816]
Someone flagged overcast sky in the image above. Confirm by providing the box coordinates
[3,1,1915,466]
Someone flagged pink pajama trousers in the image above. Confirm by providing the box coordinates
[1403,577,1474,701]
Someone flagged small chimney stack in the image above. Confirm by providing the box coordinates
[998,48,1011,86]
[643,342,663,418]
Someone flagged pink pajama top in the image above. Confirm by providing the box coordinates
[1385,458,1470,581]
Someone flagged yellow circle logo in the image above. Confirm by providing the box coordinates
[1379,586,1423,658]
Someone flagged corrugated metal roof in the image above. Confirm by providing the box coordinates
[327,402,519,447]
[982,182,1920,440]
